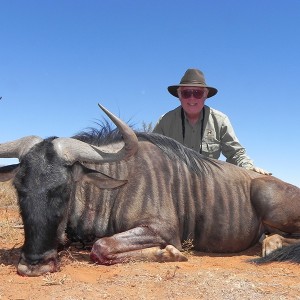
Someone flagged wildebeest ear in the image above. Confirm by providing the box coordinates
[0,164,20,182]
[71,162,127,189]
[84,173,128,189]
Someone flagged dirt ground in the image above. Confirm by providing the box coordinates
[1,207,300,300]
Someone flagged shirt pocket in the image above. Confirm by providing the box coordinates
[201,141,221,159]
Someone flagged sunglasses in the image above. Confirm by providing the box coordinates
[180,89,206,99]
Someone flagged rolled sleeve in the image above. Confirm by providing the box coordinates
[220,116,254,168]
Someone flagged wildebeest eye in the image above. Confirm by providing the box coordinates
[47,184,69,199]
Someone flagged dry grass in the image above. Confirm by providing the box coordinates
[0,181,22,246]
[0,181,18,208]
[42,273,70,286]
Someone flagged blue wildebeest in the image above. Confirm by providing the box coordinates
[0,104,299,276]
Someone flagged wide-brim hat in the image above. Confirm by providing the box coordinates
[168,68,218,98]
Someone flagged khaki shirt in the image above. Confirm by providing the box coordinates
[153,105,254,168]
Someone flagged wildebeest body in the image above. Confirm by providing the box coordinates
[0,104,299,276]
[69,139,262,253]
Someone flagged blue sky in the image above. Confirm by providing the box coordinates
[0,0,299,187]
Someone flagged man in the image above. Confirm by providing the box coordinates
[153,68,270,175]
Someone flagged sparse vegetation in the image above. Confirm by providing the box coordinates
[0,181,17,208]
[139,121,154,133]
[182,238,194,255]
[42,273,70,286]
[0,182,21,246]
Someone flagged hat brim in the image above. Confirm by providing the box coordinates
[168,84,218,98]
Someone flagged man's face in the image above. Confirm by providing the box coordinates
[178,87,208,116]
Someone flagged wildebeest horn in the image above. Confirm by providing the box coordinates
[0,135,43,159]
[98,104,139,159]
[52,104,139,163]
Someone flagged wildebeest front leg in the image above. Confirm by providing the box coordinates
[90,226,187,265]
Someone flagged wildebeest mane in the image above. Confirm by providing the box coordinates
[137,132,223,175]
[72,121,223,176]
[72,120,122,146]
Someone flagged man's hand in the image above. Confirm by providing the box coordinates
[251,166,272,175]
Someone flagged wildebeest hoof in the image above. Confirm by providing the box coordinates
[156,245,188,262]
[262,234,283,257]
[17,251,59,277]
